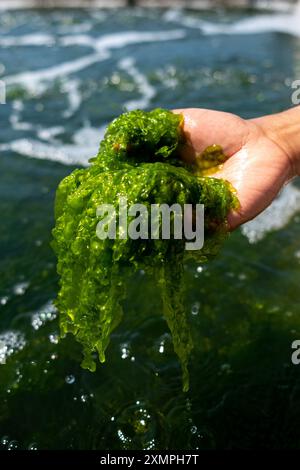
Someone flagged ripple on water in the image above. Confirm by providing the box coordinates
[113,402,157,450]
[191,301,200,316]
[65,374,75,385]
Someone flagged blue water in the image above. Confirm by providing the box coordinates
[1,7,300,449]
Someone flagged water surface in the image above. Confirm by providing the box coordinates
[1,7,300,450]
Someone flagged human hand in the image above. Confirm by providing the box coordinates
[174,107,300,229]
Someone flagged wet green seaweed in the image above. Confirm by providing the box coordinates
[52,108,238,391]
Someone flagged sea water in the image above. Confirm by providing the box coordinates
[1,6,300,449]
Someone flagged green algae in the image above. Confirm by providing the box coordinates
[196,144,228,174]
[52,108,238,391]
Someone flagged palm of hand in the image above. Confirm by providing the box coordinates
[175,108,294,229]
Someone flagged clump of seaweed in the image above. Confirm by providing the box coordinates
[52,108,238,391]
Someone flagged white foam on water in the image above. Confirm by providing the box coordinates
[163,9,223,35]
[241,184,300,244]
[2,29,185,166]
[0,137,90,166]
[118,57,156,110]
[59,29,185,52]
[2,30,186,63]
[0,331,26,365]
[59,34,96,49]
[221,12,300,37]
[0,33,55,47]
[5,51,109,92]
[163,6,300,38]
[73,124,105,148]
[3,29,185,126]
[37,126,65,141]
[10,99,33,131]
[93,30,185,52]
[61,78,82,118]
[0,124,106,166]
